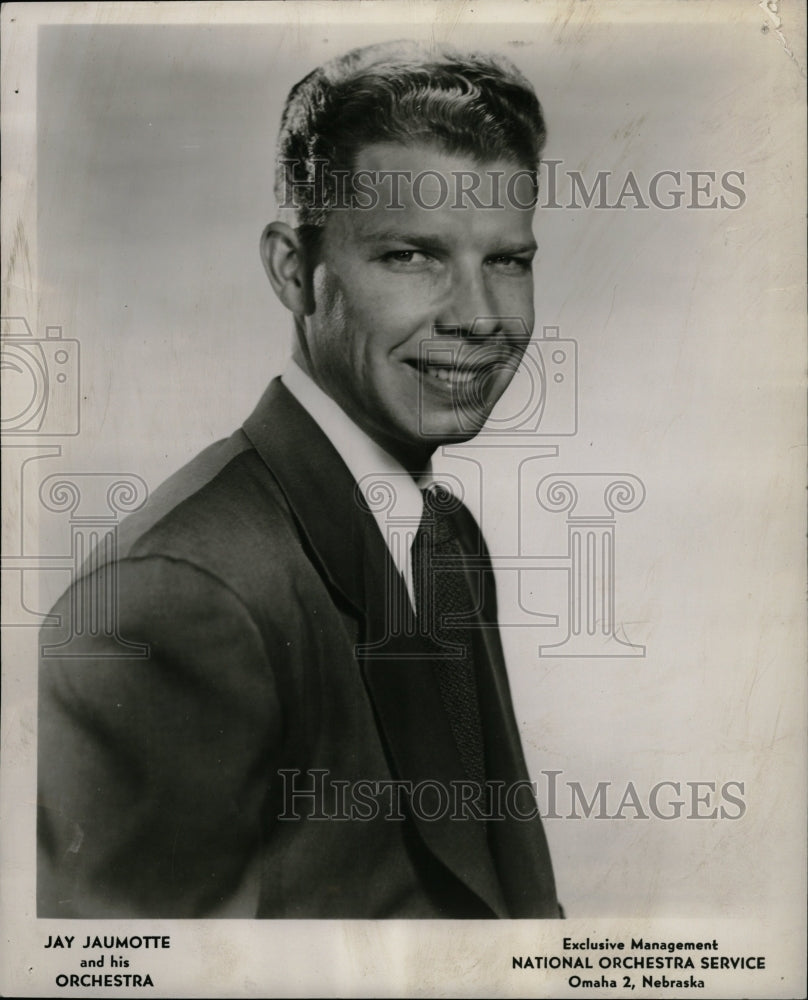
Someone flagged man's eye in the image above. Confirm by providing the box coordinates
[381,250,431,265]
[488,255,533,272]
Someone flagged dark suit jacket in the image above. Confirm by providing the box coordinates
[37,379,558,918]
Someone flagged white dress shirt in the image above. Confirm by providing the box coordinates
[282,360,432,608]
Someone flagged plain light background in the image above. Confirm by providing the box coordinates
[2,2,806,996]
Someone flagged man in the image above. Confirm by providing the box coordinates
[37,40,560,918]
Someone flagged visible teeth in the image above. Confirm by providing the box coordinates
[423,365,475,386]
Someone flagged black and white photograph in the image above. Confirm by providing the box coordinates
[1,1,805,996]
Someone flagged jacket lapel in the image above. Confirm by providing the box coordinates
[243,379,508,917]
[358,533,509,917]
[243,379,368,615]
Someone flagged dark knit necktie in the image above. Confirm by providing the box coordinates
[412,485,487,790]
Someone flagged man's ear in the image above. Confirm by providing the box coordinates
[259,222,315,316]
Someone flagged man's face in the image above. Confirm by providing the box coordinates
[299,142,537,467]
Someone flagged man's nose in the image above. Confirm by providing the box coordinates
[433,267,503,339]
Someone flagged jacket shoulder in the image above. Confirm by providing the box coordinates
[124,435,302,591]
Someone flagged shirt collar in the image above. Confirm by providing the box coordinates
[281,360,431,605]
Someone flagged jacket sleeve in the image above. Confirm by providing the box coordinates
[37,554,281,918]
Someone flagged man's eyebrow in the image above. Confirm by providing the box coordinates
[485,239,538,255]
[363,230,450,250]
[363,231,538,255]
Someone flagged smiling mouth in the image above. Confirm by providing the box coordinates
[406,358,491,389]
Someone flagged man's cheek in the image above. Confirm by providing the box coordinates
[361,307,433,353]
[372,268,444,307]
[364,283,432,321]
[493,282,534,324]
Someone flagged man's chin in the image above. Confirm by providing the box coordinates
[415,412,490,447]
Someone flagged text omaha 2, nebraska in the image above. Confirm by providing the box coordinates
[45,935,170,949]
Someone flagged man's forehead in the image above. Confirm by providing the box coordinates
[353,141,535,194]
[328,140,537,240]
[354,140,524,173]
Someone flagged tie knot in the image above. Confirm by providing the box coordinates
[419,485,462,546]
